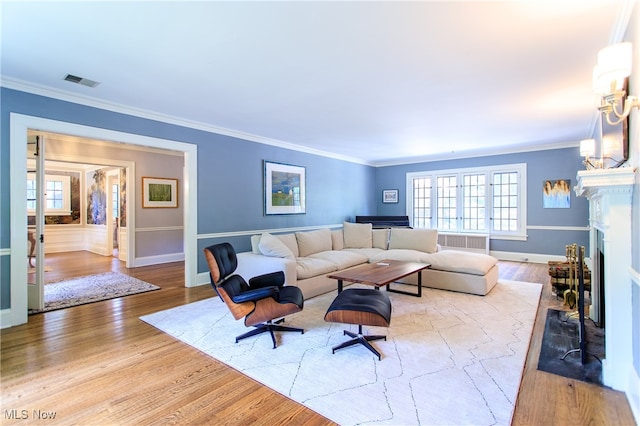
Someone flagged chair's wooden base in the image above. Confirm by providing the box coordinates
[236,318,304,349]
[332,325,386,360]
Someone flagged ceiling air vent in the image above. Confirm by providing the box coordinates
[63,74,100,88]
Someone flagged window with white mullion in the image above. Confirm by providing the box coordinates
[462,173,486,232]
[436,175,457,231]
[27,179,37,210]
[491,171,519,232]
[46,180,63,209]
[406,163,526,239]
[411,176,432,228]
[112,183,119,220]
[27,173,71,216]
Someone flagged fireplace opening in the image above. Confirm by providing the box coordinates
[594,230,606,329]
[539,244,605,385]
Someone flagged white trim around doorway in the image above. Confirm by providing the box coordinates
[7,113,198,328]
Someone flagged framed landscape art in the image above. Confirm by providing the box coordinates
[142,177,178,208]
[264,161,306,215]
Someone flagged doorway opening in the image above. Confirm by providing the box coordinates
[9,114,198,327]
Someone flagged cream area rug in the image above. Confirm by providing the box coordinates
[141,280,541,425]
[29,272,160,314]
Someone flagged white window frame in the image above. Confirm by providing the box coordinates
[406,163,527,240]
[27,173,72,216]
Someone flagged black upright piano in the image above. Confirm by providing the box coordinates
[355,215,411,228]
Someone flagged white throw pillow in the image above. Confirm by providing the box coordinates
[296,228,332,257]
[258,233,295,260]
[388,228,438,253]
[343,221,373,248]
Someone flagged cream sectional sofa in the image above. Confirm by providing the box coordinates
[235,222,499,299]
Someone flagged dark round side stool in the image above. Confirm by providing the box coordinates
[324,288,392,360]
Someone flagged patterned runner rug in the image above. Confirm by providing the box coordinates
[141,280,541,425]
[29,272,160,314]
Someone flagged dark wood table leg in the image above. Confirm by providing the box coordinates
[337,279,343,293]
[387,270,423,297]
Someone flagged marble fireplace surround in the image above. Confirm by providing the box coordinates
[574,167,635,393]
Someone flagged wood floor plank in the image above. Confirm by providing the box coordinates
[1,251,635,425]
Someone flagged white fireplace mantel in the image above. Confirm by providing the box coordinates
[575,166,636,392]
[575,167,635,198]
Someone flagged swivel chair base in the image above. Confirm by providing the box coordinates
[332,324,386,360]
[236,318,304,349]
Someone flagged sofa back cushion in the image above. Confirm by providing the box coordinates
[296,228,332,257]
[258,233,295,260]
[331,229,344,250]
[388,228,438,253]
[343,221,372,248]
[275,233,299,258]
[372,229,389,249]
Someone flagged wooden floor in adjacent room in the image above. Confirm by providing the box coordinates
[1,252,635,425]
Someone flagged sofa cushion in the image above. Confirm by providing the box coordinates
[370,249,427,263]
[331,229,344,250]
[258,233,295,260]
[275,233,299,258]
[296,257,338,280]
[296,228,332,257]
[421,250,498,276]
[388,228,438,254]
[309,250,368,270]
[372,229,389,249]
[343,248,387,262]
[343,222,372,248]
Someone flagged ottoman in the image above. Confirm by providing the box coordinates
[324,288,392,360]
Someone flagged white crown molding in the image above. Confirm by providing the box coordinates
[1,76,371,166]
[609,0,636,44]
[3,76,584,168]
[374,140,580,167]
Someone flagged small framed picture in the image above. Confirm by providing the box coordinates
[142,177,178,208]
[382,189,399,204]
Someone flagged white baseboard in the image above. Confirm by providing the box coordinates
[132,252,184,267]
[196,271,212,287]
[628,364,640,425]
[1,309,13,329]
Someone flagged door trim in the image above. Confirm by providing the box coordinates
[8,113,198,327]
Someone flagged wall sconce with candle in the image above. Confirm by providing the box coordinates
[593,42,638,126]
[585,42,635,169]
[579,138,601,170]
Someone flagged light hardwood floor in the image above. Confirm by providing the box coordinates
[1,252,635,425]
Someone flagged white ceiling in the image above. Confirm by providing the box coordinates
[1,1,634,165]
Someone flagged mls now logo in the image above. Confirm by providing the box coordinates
[4,409,57,420]
[4,410,28,420]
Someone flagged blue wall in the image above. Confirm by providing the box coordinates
[1,86,592,311]
[0,87,376,309]
[375,148,590,256]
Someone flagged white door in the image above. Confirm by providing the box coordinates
[27,135,45,311]
[107,171,120,256]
